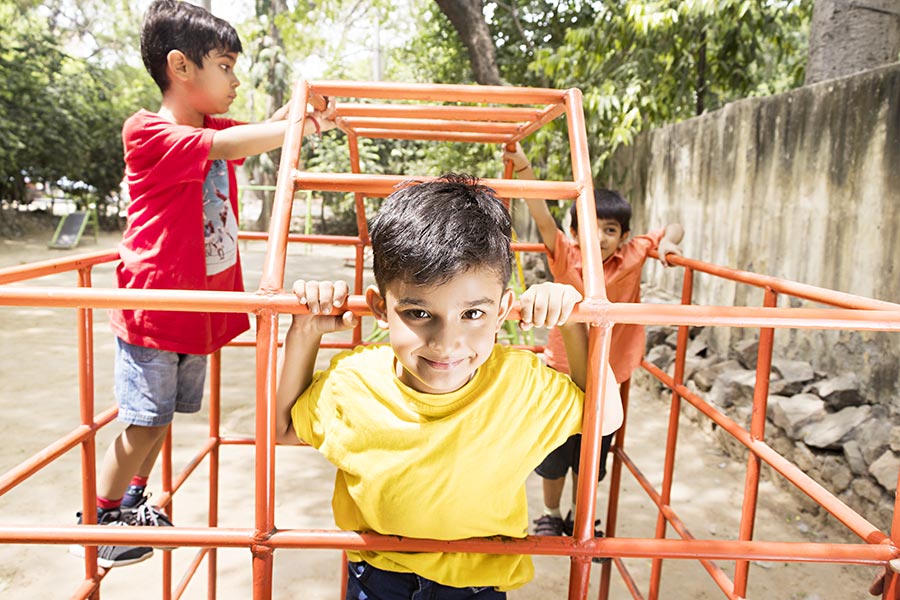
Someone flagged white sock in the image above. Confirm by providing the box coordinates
[543,506,562,519]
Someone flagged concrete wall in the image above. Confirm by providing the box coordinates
[608,62,900,405]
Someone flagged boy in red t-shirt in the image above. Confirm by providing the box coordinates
[504,144,684,540]
[70,0,337,569]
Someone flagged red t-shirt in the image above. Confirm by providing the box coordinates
[109,110,250,355]
[544,228,664,383]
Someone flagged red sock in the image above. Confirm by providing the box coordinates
[129,475,149,488]
[97,496,122,511]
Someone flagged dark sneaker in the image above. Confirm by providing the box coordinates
[121,494,175,550]
[69,509,153,568]
[533,514,566,536]
[563,511,608,563]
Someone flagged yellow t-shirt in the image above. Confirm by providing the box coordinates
[290,344,585,590]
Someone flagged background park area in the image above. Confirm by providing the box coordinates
[3,0,900,598]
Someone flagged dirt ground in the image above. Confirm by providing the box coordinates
[0,226,884,599]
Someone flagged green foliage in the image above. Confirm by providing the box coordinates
[0,0,156,216]
[398,0,811,182]
[528,0,813,178]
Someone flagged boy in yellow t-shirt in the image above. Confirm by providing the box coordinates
[275,174,623,598]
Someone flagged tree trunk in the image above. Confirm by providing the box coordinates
[806,0,900,85]
[434,0,503,85]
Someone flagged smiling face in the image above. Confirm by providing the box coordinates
[187,49,240,115]
[572,217,629,263]
[367,267,514,395]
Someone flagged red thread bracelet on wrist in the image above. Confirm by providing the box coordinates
[515,165,529,173]
[308,115,321,136]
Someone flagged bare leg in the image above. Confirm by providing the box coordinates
[97,424,170,501]
[542,476,566,510]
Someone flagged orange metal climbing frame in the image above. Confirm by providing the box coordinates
[0,80,899,599]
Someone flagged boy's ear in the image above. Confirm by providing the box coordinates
[166,49,192,82]
[365,285,389,329]
[494,288,515,332]
[619,230,630,245]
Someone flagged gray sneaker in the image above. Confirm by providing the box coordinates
[121,494,175,550]
[69,509,154,568]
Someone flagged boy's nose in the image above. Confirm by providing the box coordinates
[427,325,458,352]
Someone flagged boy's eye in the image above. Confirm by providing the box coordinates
[402,309,429,320]
[463,309,485,320]
[220,64,231,72]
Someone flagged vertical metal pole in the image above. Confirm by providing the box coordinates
[648,266,693,600]
[252,312,278,600]
[733,288,777,595]
[347,132,366,346]
[162,425,173,600]
[76,268,100,588]
[568,321,614,599]
[598,378,630,600]
[208,350,222,599]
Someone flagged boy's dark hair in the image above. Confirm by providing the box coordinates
[570,188,632,234]
[141,0,242,92]
[370,174,513,292]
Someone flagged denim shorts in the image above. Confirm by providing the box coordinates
[534,433,613,481]
[114,337,207,427]
[346,561,505,600]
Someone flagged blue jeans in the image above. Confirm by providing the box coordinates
[114,337,207,426]
[346,561,506,600]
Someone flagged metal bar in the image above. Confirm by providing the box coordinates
[3,525,893,562]
[643,362,889,544]
[339,117,523,134]
[598,379,631,600]
[259,79,309,293]
[252,312,278,600]
[0,407,116,496]
[208,351,222,600]
[308,80,566,104]
[734,288,778,595]
[661,252,900,311]
[346,128,513,143]
[336,102,543,121]
[0,248,118,284]
[292,171,580,201]
[564,88,605,302]
[76,267,99,586]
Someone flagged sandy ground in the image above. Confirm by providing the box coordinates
[0,230,883,599]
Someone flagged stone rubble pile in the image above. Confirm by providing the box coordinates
[639,324,897,529]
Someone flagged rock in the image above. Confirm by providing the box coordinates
[890,426,900,452]
[683,355,718,384]
[792,442,817,472]
[802,405,871,450]
[857,416,892,464]
[731,338,759,370]
[818,454,852,493]
[686,336,709,358]
[708,368,757,409]
[842,440,868,475]
[808,373,863,411]
[664,330,679,348]
[769,393,826,439]
[691,359,742,392]
[645,325,670,350]
[850,476,882,501]
[770,358,815,395]
[646,344,675,371]
[869,451,900,492]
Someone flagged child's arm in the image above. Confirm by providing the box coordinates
[656,223,685,267]
[518,282,623,433]
[209,100,338,161]
[518,282,584,388]
[275,280,357,445]
[502,143,560,257]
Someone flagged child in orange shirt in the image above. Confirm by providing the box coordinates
[504,144,684,538]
